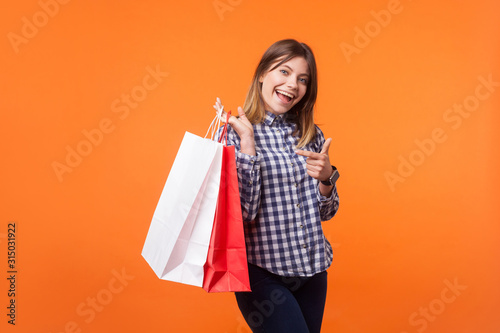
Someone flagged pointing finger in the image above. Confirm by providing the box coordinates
[295,149,315,158]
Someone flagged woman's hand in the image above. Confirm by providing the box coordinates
[214,98,256,156]
[295,138,334,196]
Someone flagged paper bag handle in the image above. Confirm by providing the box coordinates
[217,111,230,146]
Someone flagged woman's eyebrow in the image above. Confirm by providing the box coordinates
[282,64,309,77]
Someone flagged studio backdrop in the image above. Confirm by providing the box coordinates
[1,0,499,332]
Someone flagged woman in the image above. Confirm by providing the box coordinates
[215,39,339,333]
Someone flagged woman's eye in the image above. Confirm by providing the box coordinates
[299,78,307,84]
[280,69,288,75]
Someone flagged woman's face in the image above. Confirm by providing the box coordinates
[259,56,309,116]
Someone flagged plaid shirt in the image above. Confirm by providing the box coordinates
[219,111,339,277]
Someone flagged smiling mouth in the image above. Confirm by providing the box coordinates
[276,89,295,103]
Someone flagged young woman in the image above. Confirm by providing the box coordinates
[215,39,339,333]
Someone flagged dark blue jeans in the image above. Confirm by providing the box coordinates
[235,264,328,333]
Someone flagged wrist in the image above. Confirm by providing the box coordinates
[320,165,339,186]
[240,137,256,156]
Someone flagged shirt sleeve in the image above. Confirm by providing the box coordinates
[235,150,262,222]
[216,125,262,222]
[318,184,339,221]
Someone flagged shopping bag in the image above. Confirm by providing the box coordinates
[202,144,251,292]
[142,131,223,287]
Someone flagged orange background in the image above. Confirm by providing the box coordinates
[1,0,499,332]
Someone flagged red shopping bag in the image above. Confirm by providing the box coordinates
[202,122,251,292]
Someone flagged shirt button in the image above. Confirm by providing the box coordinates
[250,160,255,164]
[299,225,304,229]
[296,203,300,208]
[302,244,307,249]
[294,183,298,187]
[249,180,253,185]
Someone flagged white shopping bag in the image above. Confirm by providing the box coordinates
[142,131,223,287]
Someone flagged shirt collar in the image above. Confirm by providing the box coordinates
[264,111,296,126]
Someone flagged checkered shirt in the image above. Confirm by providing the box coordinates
[219,111,339,277]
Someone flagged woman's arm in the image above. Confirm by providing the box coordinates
[215,101,262,221]
[295,129,340,221]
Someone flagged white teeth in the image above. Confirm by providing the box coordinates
[276,90,294,99]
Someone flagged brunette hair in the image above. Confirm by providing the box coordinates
[243,39,318,148]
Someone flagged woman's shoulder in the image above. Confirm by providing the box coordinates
[307,124,325,152]
[314,124,326,141]
[314,124,325,136]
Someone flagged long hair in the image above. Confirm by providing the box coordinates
[243,39,318,148]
